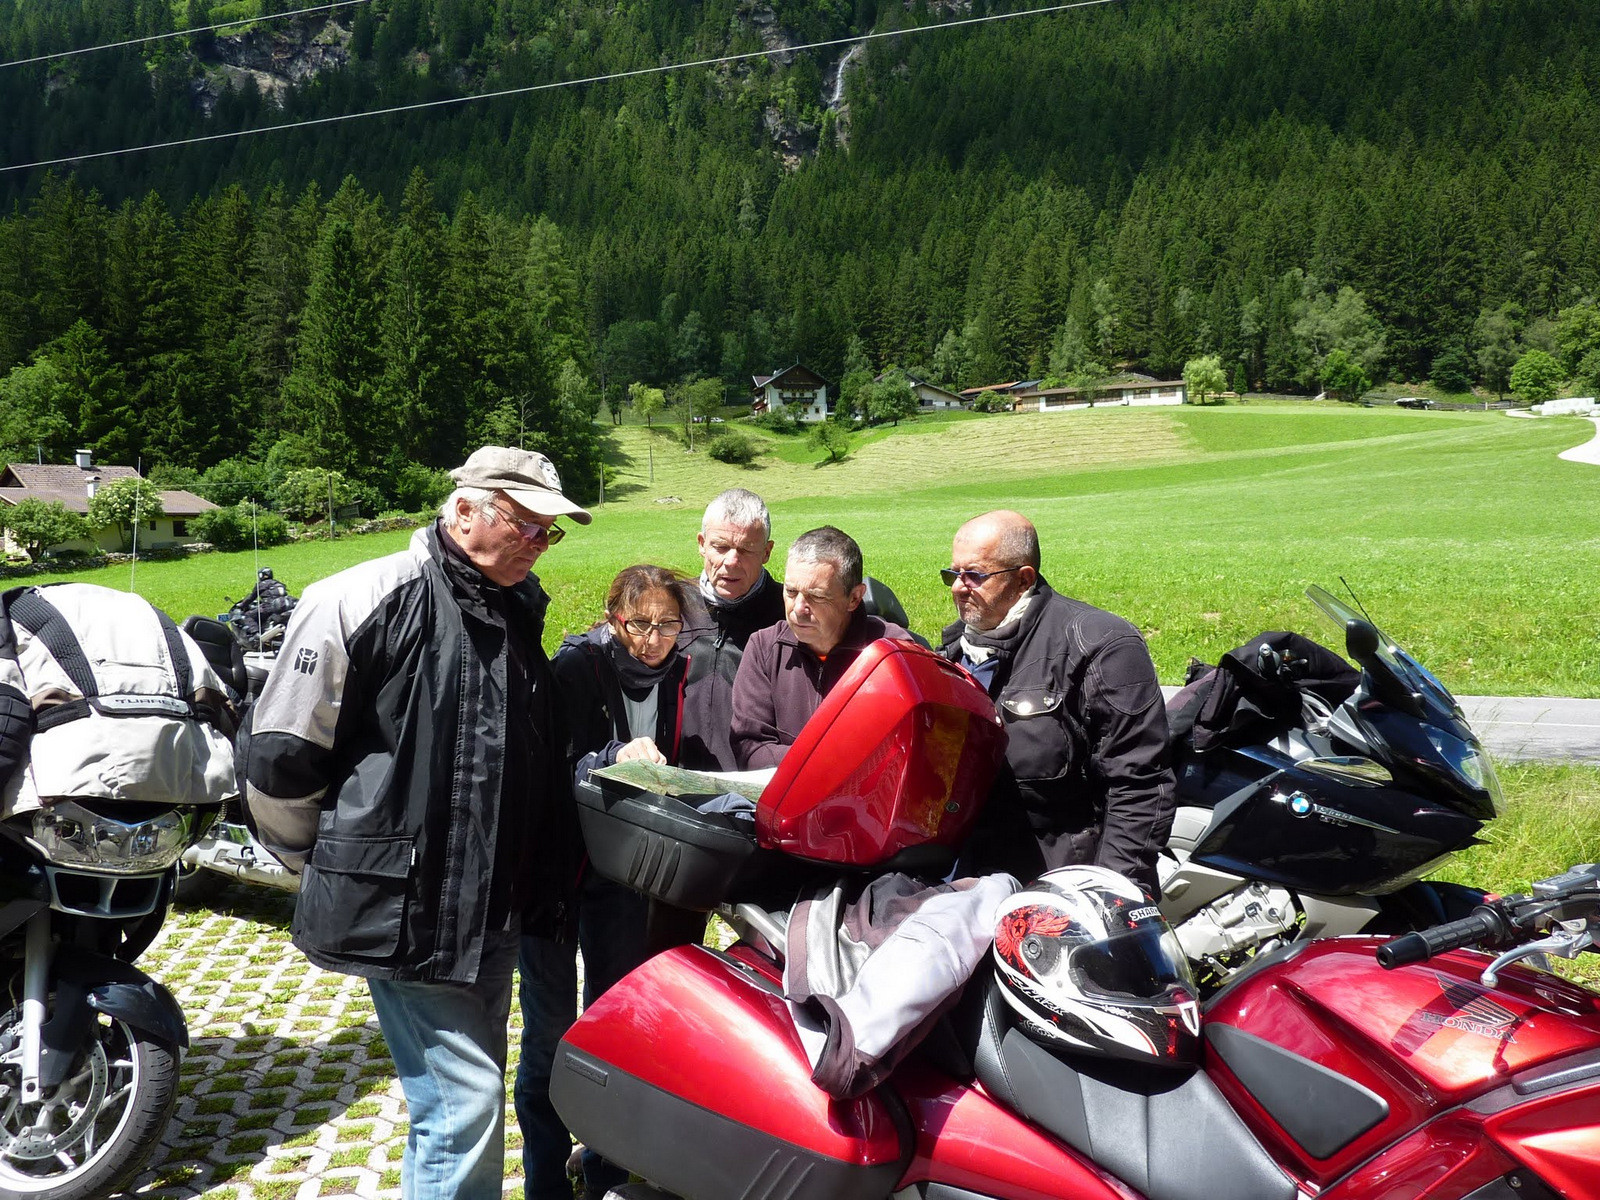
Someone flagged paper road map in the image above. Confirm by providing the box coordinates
[590,760,774,804]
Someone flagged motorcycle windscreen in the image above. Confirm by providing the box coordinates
[1189,773,1481,896]
[552,945,909,1200]
[755,639,1007,867]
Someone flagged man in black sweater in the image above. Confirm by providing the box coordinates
[677,487,787,771]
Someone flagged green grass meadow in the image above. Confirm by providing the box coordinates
[22,403,1600,969]
[40,404,1598,695]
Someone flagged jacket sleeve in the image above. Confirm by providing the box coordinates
[1082,633,1176,897]
[0,607,30,790]
[244,581,358,872]
[729,630,789,770]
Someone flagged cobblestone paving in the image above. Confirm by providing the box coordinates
[128,884,535,1200]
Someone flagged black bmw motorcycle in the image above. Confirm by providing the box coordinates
[1159,586,1501,990]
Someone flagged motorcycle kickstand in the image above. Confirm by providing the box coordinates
[19,909,52,1104]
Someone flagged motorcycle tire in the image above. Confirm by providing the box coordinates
[0,1005,181,1200]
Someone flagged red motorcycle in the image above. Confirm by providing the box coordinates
[553,640,1600,1200]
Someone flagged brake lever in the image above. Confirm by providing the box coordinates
[1481,921,1598,987]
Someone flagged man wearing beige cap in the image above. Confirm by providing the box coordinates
[247,446,590,1200]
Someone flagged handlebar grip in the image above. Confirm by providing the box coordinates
[1376,908,1505,969]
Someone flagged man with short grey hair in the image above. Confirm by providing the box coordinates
[939,509,1174,896]
[677,487,785,770]
[248,445,588,1200]
[730,526,908,769]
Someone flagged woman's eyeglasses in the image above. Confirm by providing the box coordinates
[940,566,1023,587]
[621,617,685,639]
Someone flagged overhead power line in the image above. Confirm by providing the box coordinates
[0,0,1120,175]
[0,0,373,71]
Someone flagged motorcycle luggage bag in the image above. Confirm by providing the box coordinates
[552,944,910,1200]
[0,583,238,818]
[574,638,1006,908]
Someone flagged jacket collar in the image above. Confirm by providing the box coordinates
[417,521,549,631]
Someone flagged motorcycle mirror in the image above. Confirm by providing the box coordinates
[1345,619,1380,658]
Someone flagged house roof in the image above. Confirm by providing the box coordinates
[958,379,1040,398]
[0,463,218,518]
[900,375,964,403]
[1015,378,1184,398]
[752,363,828,392]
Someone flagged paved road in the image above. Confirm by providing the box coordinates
[1458,695,1600,766]
[1161,688,1600,765]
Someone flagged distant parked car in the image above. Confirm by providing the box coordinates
[1395,396,1434,409]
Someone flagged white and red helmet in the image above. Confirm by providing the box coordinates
[992,865,1201,1067]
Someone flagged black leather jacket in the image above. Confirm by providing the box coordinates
[940,580,1174,895]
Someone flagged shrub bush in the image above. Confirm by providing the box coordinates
[389,463,453,513]
[808,420,852,463]
[707,432,760,465]
[191,503,291,552]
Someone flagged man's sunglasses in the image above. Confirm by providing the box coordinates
[940,565,1023,587]
[493,505,564,545]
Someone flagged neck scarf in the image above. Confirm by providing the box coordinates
[700,568,769,613]
[958,586,1039,664]
[606,628,678,693]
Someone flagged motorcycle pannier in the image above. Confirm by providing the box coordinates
[0,583,238,818]
[575,638,1006,909]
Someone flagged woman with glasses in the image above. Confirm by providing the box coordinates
[555,563,693,777]
[520,563,695,1200]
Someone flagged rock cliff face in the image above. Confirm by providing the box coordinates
[189,17,351,115]
[181,3,960,163]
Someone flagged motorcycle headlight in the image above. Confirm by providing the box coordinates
[29,801,197,874]
[1426,732,1504,817]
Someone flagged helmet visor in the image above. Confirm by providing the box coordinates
[1069,924,1194,1003]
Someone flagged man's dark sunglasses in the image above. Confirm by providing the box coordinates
[493,504,565,544]
[940,565,1023,587]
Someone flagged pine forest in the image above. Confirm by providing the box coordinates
[2,0,1599,511]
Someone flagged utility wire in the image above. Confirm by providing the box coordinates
[0,0,1119,174]
[0,0,373,70]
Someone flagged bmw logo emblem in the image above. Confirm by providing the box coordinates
[1288,792,1313,817]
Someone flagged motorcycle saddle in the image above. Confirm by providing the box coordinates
[966,978,1297,1200]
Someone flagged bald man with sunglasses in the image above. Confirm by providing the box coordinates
[939,510,1174,897]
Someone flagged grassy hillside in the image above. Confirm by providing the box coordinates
[28,405,1599,698]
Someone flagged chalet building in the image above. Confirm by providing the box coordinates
[899,373,966,410]
[0,450,218,559]
[752,363,832,422]
[1011,378,1186,412]
[957,380,1041,407]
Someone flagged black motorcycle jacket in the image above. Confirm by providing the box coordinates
[940,579,1175,895]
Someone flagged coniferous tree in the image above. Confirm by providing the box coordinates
[378,169,454,466]
[282,217,384,479]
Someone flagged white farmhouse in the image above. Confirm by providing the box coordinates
[752,364,832,422]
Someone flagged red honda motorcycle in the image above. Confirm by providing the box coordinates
[553,640,1600,1200]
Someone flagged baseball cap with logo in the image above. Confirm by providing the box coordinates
[450,446,593,525]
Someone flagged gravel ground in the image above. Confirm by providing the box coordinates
[128,884,537,1200]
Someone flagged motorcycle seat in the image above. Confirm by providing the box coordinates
[965,977,1298,1200]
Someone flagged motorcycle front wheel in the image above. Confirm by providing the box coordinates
[0,1004,180,1200]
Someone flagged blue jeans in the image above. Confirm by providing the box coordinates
[368,931,520,1200]
[516,876,648,1200]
